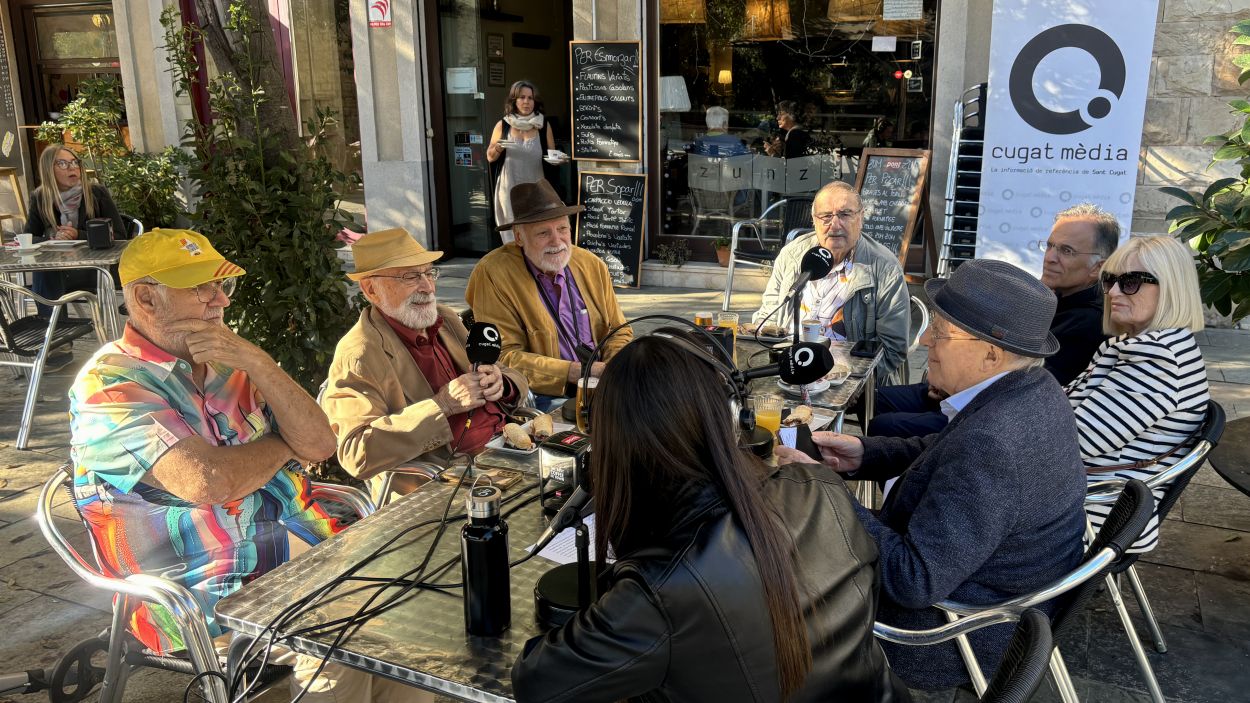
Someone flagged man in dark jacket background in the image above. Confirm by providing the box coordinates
[869,203,1118,438]
[777,258,1087,690]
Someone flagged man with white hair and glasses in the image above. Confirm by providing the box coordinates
[68,229,424,701]
[750,180,911,385]
[322,228,527,502]
[466,180,632,409]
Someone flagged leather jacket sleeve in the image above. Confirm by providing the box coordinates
[511,573,670,703]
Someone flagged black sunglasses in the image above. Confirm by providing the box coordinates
[1101,270,1160,295]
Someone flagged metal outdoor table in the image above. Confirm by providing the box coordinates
[0,241,127,339]
[1209,416,1250,498]
[740,338,882,431]
[217,475,555,703]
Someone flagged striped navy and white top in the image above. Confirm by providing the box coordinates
[1065,328,1209,553]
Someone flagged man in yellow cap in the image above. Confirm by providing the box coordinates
[322,227,528,503]
[68,229,416,701]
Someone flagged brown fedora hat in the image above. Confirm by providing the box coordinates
[498,180,583,231]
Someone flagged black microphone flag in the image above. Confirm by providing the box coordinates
[466,321,502,368]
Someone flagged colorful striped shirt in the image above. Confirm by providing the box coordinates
[68,323,342,653]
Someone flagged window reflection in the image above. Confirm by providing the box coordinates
[658,0,935,243]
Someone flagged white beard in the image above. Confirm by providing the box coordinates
[537,246,572,274]
[380,292,439,331]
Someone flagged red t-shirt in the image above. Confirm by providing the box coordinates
[381,313,511,454]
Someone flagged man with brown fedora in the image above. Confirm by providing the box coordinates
[323,227,528,503]
[775,258,1087,691]
[466,180,631,408]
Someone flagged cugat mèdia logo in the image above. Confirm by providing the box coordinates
[1009,24,1126,135]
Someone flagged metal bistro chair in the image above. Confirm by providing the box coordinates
[119,213,144,240]
[937,479,1155,702]
[1080,401,1226,703]
[0,281,105,449]
[900,297,930,385]
[876,608,1054,703]
[31,465,375,703]
[721,195,814,312]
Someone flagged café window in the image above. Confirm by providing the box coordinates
[656,0,936,255]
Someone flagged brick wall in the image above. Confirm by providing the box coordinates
[1135,0,1250,235]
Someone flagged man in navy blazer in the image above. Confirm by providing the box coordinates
[778,259,1087,690]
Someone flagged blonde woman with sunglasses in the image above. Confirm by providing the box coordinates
[24,144,127,346]
[1066,234,1210,552]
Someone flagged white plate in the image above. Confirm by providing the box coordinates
[543,157,566,165]
[10,243,43,254]
[485,419,575,455]
[41,239,88,249]
[777,368,850,397]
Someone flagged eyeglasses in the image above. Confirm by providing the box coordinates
[813,209,862,225]
[53,159,81,170]
[368,268,441,285]
[139,277,236,303]
[1101,270,1159,296]
[1033,240,1100,258]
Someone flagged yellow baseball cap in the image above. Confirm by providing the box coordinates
[119,229,245,287]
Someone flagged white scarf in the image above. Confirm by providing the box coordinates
[504,112,545,132]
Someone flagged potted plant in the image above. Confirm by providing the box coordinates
[1163,19,1250,325]
[713,235,732,267]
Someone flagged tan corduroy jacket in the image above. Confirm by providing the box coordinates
[321,305,528,498]
[465,243,632,396]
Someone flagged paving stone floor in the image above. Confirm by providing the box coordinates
[0,263,1246,701]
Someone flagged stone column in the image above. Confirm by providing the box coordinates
[350,0,433,246]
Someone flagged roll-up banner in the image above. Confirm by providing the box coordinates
[977,0,1159,274]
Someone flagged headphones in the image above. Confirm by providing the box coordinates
[580,315,755,435]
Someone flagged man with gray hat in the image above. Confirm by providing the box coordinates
[776,258,1087,690]
[466,180,631,408]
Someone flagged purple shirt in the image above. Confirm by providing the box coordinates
[525,258,596,361]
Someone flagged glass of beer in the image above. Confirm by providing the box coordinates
[716,312,739,364]
[576,377,598,434]
[751,395,783,436]
[694,311,715,327]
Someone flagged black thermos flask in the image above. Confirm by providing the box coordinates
[462,485,511,636]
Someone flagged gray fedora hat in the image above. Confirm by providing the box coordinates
[923,259,1060,358]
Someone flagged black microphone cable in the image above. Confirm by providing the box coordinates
[226,396,502,702]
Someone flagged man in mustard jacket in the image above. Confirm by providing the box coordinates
[323,228,528,503]
[466,181,631,407]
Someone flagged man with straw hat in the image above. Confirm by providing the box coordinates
[68,229,420,700]
[323,227,528,502]
[466,180,631,408]
[776,258,1086,690]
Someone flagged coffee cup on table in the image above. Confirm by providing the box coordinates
[16,233,33,249]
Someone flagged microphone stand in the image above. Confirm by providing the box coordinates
[574,517,592,608]
[534,514,598,628]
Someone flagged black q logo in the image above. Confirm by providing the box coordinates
[1009,24,1125,135]
[484,327,500,343]
[794,347,814,367]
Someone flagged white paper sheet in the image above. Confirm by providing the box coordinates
[527,514,614,564]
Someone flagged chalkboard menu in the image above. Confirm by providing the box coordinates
[574,171,647,288]
[853,148,931,265]
[569,41,641,162]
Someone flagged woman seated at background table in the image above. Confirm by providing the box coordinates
[1069,234,1210,553]
[510,333,908,702]
[24,143,126,365]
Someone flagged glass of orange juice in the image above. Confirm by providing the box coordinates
[717,312,739,364]
[751,395,783,436]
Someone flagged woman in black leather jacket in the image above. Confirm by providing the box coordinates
[511,335,908,702]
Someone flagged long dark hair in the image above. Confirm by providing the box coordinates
[504,80,544,116]
[589,335,812,698]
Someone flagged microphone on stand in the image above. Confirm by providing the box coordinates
[736,341,835,385]
[531,485,592,555]
[466,321,502,371]
[786,247,836,342]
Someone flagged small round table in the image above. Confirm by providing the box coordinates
[1209,416,1250,498]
